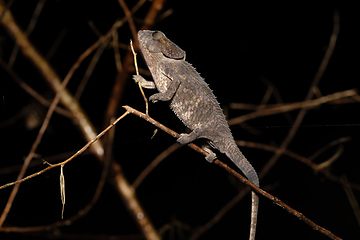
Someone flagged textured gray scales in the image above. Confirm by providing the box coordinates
[134,30,259,240]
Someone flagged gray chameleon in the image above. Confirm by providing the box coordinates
[133,30,259,240]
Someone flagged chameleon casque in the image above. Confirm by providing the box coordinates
[133,30,259,240]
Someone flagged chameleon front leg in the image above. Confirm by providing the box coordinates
[149,77,180,102]
[133,75,156,89]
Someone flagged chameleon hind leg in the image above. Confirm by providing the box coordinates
[177,127,217,163]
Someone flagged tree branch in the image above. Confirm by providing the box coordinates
[122,106,343,240]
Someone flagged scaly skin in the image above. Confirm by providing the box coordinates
[134,30,259,240]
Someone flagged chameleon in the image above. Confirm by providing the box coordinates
[133,30,259,240]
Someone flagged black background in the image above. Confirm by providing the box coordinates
[0,1,359,239]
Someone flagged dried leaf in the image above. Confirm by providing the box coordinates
[60,165,65,219]
[151,129,158,139]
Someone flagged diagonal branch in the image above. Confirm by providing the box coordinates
[0,104,344,239]
[122,106,342,240]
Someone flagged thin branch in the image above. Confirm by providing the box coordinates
[122,106,342,240]
[8,0,46,67]
[189,186,251,240]
[341,176,360,228]
[228,89,357,126]
[75,37,110,100]
[0,58,73,118]
[0,0,14,23]
[190,136,354,240]
[235,139,360,190]
[112,29,123,72]
[118,0,138,42]
[0,111,130,191]
[45,29,67,60]
[133,143,182,189]
[309,137,350,161]
[131,39,149,115]
[0,117,117,233]
[0,103,344,239]
[214,160,342,240]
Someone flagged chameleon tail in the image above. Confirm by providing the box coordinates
[225,141,259,187]
[225,140,259,240]
[249,191,259,240]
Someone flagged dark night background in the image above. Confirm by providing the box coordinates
[0,1,359,239]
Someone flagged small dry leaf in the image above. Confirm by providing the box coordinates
[60,165,65,219]
[151,129,158,139]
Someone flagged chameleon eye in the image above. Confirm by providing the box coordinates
[152,31,163,40]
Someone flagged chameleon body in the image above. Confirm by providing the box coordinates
[133,30,259,240]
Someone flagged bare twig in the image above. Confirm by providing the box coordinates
[8,0,46,67]
[130,39,149,115]
[75,37,110,100]
[228,89,357,126]
[118,0,138,41]
[112,29,123,72]
[0,58,73,118]
[189,187,251,240]
[45,29,67,60]
[133,143,182,189]
[309,137,349,161]
[130,40,139,75]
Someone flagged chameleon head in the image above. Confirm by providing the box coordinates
[138,30,186,61]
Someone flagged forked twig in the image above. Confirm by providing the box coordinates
[0,111,130,191]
